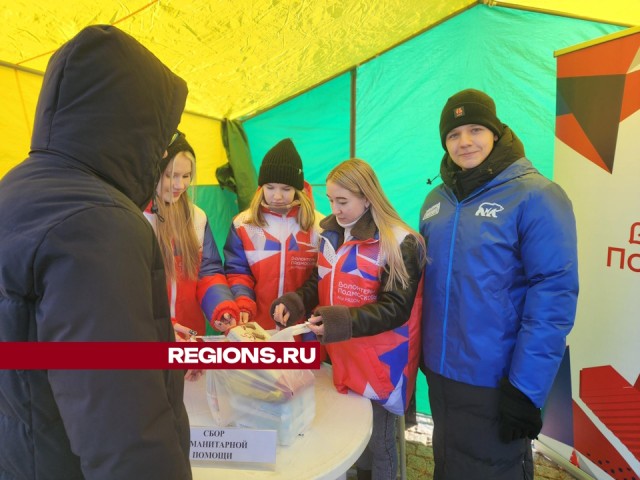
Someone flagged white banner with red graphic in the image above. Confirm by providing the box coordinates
[548,26,640,480]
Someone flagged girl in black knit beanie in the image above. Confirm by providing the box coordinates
[223,138,321,330]
[145,131,239,350]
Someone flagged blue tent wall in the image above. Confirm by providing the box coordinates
[241,4,622,415]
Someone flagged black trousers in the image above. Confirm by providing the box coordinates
[425,368,533,480]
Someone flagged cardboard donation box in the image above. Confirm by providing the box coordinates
[206,323,316,446]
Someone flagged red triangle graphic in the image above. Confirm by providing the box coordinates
[558,32,640,78]
[556,114,609,172]
[621,70,640,121]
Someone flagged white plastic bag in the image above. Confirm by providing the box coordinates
[269,323,310,342]
[204,323,315,445]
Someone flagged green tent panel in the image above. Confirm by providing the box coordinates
[241,5,623,415]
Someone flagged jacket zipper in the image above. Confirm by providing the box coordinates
[440,202,461,372]
[277,213,288,297]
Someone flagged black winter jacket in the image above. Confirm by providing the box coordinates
[0,26,191,479]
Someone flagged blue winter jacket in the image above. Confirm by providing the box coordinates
[419,157,578,407]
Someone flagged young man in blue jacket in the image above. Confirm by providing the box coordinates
[419,89,579,480]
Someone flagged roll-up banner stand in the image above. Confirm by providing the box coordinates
[543,26,640,480]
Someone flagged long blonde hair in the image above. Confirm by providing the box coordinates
[154,151,200,281]
[326,158,425,291]
[246,185,315,232]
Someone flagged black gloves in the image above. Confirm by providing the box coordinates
[498,378,542,443]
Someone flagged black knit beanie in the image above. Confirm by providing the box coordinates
[258,138,304,190]
[167,130,196,161]
[439,89,504,149]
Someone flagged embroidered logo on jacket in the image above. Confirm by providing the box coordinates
[475,202,504,218]
[422,202,440,220]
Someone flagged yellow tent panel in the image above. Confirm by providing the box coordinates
[495,0,638,26]
[176,114,227,185]
[0,67,41,177]
[1,0,639,179]
[0,65,225,181]
[0,0,476,119]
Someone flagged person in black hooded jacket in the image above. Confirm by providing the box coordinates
[0,26,191,479]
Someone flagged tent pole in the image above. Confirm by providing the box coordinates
[0,60,43,76]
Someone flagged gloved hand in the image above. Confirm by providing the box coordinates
[498,378,542,443]
[270,292,305,328]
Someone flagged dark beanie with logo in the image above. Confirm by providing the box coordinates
[167,130,196,161]
[258,138,304,190]
[439,89,504,149]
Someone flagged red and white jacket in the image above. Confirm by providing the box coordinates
[292,212,423,415]
[145,204,238,335]
[223,204,321,330]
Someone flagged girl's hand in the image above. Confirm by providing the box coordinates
[173,323,197,342]
[213,313,237,332]
[239,311,250,325]
[306,314,324,336]
[185,369,203,381]
[272,303,290,327]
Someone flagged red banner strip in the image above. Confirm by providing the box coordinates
[0,342,321,370]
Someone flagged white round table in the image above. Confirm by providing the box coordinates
[185,364,373,480]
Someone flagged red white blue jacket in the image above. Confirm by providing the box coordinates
[145,204,238,335]
[279,211,423,415]
[223,204,321,330]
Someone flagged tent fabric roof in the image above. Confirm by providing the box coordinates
[1,0,474,119]
[1,0,638,121]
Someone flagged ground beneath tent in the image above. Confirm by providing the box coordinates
[347,415,578,480]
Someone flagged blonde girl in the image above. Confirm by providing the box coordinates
[273,158,425,479]
[223,138,321,330]
[145,131,239,339]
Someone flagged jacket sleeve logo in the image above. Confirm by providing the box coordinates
[422,202,440,220]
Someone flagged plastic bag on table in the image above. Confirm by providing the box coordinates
[207,368,315,426]
[209,368,316,445]
[217,366,314,402]
[205,323,314,425]
[269,322,310,342]
[201,334,227,424]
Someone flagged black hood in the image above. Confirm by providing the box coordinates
[30,25,188,209]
